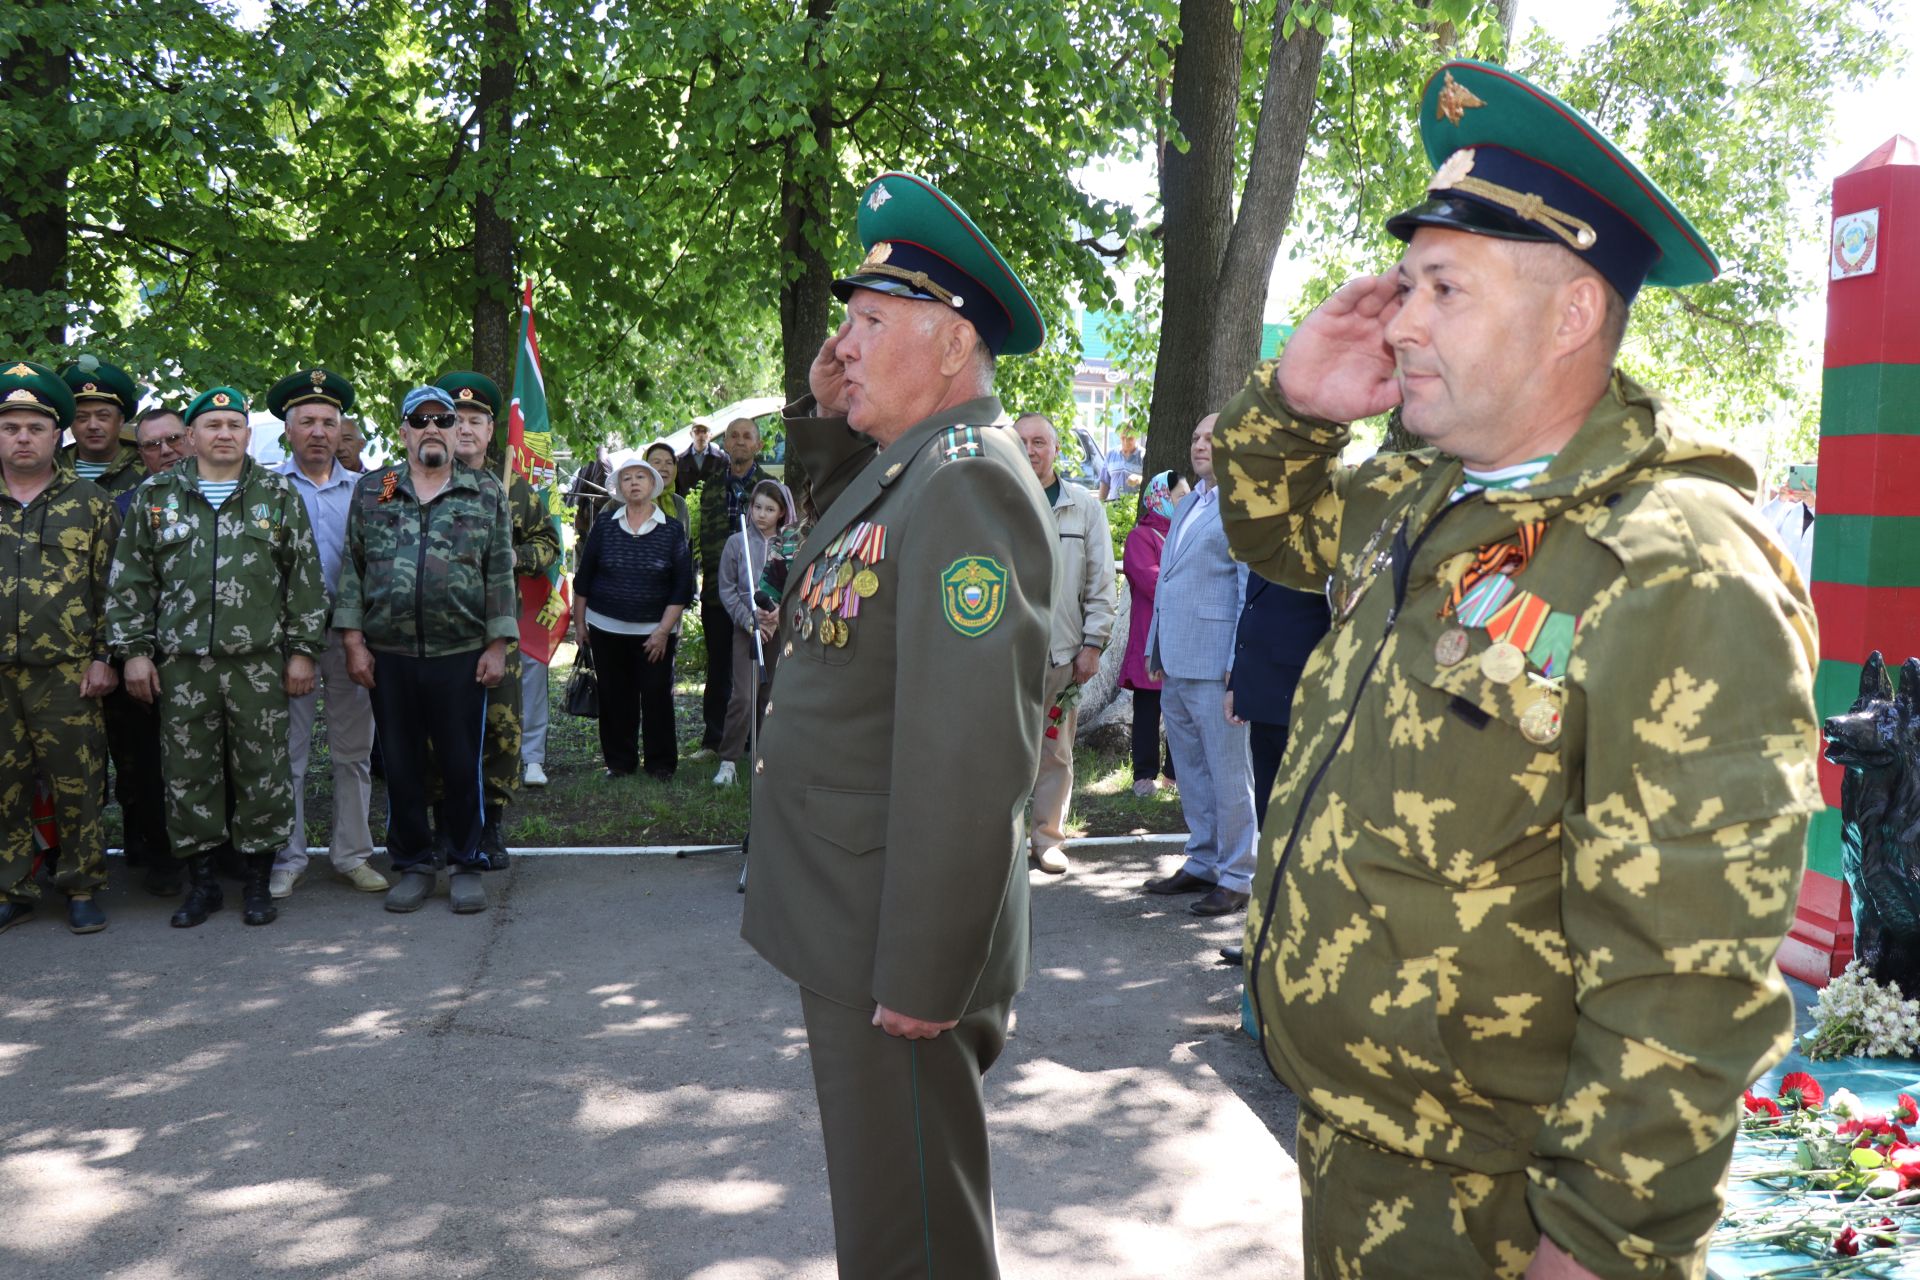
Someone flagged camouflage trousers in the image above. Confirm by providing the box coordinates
[159,653,292,857]
[1297,1107,1539,1280]
[427,647,522,809]
[1,661,107,901]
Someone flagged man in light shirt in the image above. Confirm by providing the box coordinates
[268,369,387,899]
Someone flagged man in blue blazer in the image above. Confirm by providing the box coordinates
[1141,414,1255,917]
[1227,578,1330,828]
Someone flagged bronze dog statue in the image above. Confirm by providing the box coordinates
[1823,651,1920,995]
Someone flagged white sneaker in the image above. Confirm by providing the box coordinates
[340,862,390,892]
[268,867,299,899]
[1031,846,1069,875]
[712,761,738,786]
[523,761,548,787]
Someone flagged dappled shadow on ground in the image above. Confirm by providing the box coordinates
[1,847,1298,1279]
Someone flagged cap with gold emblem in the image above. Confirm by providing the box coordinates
[0,360,77,430]
[433,371,504,419]
[58,356,144,417]
[832,173,1045,358]
[266,367,356,419]
[1384,60,1719,303]
[185,386,250,424]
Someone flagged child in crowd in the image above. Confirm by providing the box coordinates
[713,479,792,785]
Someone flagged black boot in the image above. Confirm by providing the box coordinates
[479,804,510,871]
[241,853,278,926]
[170,856,224,928]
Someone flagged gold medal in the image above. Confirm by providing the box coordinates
[1520,697,1562,745]
[835,561,855,589]
[1479,641,1526,684]
[830,619,849,648]
[852,569,879,598]
[1433,625,1470,668]
[800,611,814,639]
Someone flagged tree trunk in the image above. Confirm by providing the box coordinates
[472,0,518,396]
[1204,5,1327,409]
[0,20,70,349]
[1142,0,1242,484]
[778,0,838,409]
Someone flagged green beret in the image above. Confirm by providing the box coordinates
[266,367,356,419]
[1385,60,1718,303]
[833,173,1044,358]
[185,387,250,424]
[0,360,76,430]
[434,371,504,418]
[59,357,143,417]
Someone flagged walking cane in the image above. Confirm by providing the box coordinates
[737,511,766,892]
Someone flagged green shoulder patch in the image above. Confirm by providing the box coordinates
[941,556,1008,637]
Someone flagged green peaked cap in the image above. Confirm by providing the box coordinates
[834,173,1045,357]
[0,359,77,430]
[267,368,356,419]
[59,357,144,416]
[1388,60,1719,302]
[434,371,504,418]
[185,386,249,423]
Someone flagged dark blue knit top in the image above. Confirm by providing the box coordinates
[573,508,695,624]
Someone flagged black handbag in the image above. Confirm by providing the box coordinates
[564,647,599,719]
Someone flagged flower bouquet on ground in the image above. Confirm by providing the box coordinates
[1714,1070,1920,1274]
[1804,963,1920,1061]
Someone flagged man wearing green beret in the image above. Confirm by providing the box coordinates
[741,173,1054,1276]
[428,370,560,865]
[58,358,144,499]
[1211,61,1819,1279]
[265,368,388,899]
[106,387,330,930]
[0,361,120,935]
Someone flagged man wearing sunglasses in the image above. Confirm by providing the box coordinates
[333,387,516,916]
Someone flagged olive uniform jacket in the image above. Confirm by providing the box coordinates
[741,396,1055,1023]
[1214,366,1821,1280]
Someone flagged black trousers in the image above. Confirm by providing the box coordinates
[103,684,169,862]
[1128,687,1175,784]
[1249,719,1290,830]
[590,626,678,778]
[699,599,732,750]
[370,648,488,871]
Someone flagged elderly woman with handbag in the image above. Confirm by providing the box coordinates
[572,450,694,779]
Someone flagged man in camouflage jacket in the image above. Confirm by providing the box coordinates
[433,371,562,865]
[106,386,328,930]
[333,385,517,915]
[1,361,120,935]
[1213,62,1820,1280]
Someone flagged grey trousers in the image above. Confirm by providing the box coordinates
[800,987,1011,1279]
[277,634,374,873]
[1160,673,1256,893]
[520,653,549,767]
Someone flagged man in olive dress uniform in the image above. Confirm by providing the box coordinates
[741,173,1056,1278]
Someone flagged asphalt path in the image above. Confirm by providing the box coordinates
[1,844,1302,1278]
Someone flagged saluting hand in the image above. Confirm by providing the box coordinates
[872,1004,958,1040]
[1274,272,1404,424]
[809,319,854,418]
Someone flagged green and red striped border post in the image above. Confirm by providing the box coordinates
[1781,136,1920,988]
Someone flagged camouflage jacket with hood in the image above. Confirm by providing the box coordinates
[2,473,119,667]
[1214,366,1820,1280]
[107,457,328,661]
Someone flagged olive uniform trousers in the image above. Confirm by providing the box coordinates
[800,988,1011,1279]
[1,660,107,900]
[157,653,293,857]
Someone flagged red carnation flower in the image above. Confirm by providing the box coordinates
[1890,1146,1920,1189]
[1834,1225,1861,1257]
[1048,705,1063,721]
[1779,1072,1825,1110]
[1896,1093,1919,1126]
[1044,726,1059,740]
[1744,1095,1784,1122]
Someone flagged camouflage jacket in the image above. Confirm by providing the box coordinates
[106,457,329,661]
[333,461,517,657]
[1215,367,1820,1280]
[1,473,119,667]
[505,474,561,579]
[58,442,144,499]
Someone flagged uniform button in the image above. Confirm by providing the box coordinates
[783,642,792,657]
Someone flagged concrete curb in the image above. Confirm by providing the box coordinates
[105,832,1194,860]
